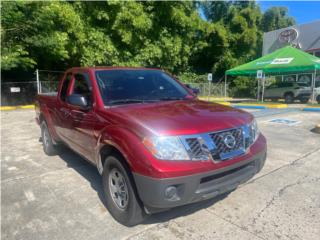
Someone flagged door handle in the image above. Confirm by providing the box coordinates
[71,110,85,120]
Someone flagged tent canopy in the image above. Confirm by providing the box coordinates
[226,46,320,76]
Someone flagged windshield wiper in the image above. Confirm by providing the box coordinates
[108,99,159,105]
[109,99,145,105]
[159,97,185,101]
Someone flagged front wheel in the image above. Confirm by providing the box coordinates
[102,154,146,226]
[284,93,294,103]
[41,121,57,156]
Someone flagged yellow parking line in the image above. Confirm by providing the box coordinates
[235,103,288,109]
[214,101,231,106]
[0,106,17,111]
[0,105,35,111]
[19,105,35,109]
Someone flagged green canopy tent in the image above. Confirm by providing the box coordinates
[225,46,320,102]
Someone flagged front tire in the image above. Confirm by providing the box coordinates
[102,154,146,226]
[41,121,57,156]
[284,93,294,103]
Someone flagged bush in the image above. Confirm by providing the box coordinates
[177,72,208,83]
[229,76,257,98]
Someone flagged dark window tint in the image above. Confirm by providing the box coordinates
[95,69,190,105]
[72,72,92,104]
[297,82,308,87]
[278,82,293,88]
[60,73,72,101]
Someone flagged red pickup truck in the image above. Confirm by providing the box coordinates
[35,67,267,226]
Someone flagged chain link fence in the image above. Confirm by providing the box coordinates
[1,70,228,106]
[187,82,227,97]
[1,70,63,106]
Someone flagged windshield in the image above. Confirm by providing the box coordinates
[95,69,191,105]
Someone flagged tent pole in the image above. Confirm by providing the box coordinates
[311,69,316,104]
[224,75,227,100]
[257,78,260,101]
[262,74,265,102]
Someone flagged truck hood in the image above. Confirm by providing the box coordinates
[106,100,253,137]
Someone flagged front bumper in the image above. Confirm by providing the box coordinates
[133,148,266,213]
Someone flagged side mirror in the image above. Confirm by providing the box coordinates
[67,94,90,110]
[192,88,200,95]
[185,84,200,95]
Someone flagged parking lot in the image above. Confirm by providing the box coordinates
[1,108,320,240]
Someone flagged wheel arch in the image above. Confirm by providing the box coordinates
[97,142,132,175]
[283,91,294,97]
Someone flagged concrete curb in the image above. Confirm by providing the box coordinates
[0,105,35,111]
[232,105,266,109]
[302,107,320,112]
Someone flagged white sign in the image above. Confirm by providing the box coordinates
[271,58,294,65]
[256,70,263,79]
[207,73,212,82]
[256,61,271,66]
[10,87,21,93]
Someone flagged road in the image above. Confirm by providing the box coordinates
[1,109,320,240]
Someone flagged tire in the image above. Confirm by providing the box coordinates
[300,98,309,104]
[284,93,294,103]
[41,121,57,156]
[102,154,146,226]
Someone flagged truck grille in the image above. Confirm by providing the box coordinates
[209,128,244,160]
[185,138,203,159]
[182,127,247,161]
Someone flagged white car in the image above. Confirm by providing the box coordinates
[264,82,311,103]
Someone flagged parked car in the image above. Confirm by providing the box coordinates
[263,82,311,103]
[35,67,267,226]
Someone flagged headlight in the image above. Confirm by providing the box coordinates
[250,119,260,143]
[143,136,190,160]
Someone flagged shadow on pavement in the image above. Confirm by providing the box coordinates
[56,146,231,225]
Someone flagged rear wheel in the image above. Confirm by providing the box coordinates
[102,154,146,226]
[41,121,57,156]
[284,93,294,103]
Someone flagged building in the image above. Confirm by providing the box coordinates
[263,20,320,57]
[262,20,320,85]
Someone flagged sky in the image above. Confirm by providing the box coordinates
[199,1,320,25]
[258,1,320,25]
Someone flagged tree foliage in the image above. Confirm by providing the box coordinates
[1,0,295,80]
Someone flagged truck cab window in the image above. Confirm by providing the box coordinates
[73,73,92,105]
[60,73,72,101]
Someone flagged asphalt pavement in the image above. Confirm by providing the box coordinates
[1,109,320,240]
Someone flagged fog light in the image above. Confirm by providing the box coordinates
[164,186,179,200]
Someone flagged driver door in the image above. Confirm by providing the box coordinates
[67,71,97,162]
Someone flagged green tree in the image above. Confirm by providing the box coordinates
[1,0,297,83]
[199,1,262,76]
[262,7,295,32]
